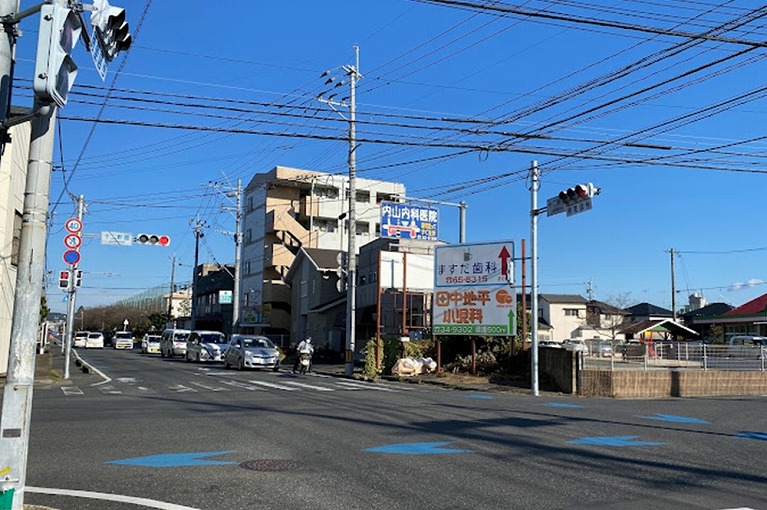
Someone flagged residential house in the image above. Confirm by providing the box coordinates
[0,118,31,374]
[538,294,589,342]
[238,166,404,336]
[285,247,345,350]
[691,293,767,342]
[679,302,733,341]
[583,300,629,341]
[625,302,673,322]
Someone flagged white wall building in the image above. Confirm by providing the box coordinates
[0,121,31,375]
[539,294,589,342]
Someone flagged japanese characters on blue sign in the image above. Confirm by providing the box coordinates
[380,201,438,241]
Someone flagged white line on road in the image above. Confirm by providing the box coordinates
[248,380,299,391]
[336,381,395,392]
[281,381,335,391]
[218,380,264,391]
[189,381,229,392]
[27,486,203,510]
[169,385,197,393]
[61,386,83,396]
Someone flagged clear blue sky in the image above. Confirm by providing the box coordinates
[12,0,767,314]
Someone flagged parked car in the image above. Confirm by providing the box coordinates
[73,331,89,348]
[113,331,134,350]
[590,340,613,357]
[223,335,280,371]
[160,328,191,358]
[563,339,589,354]
[141,334,161,354]
[539,340,562,348]
[185,330,227,362]
[85,331,105,349]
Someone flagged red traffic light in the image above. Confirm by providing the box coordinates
[136,233,171,246]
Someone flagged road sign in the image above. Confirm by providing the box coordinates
[380,201,438,241]
[65,218,82,233]
[546,196,566,217]
[63,249,80,265]
[101,231,133,246]
[432,240,516,336]
[63,233,82,249]
[566,197,592,217]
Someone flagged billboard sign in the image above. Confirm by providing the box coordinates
[380,201,438,241]
[432,240,516,336]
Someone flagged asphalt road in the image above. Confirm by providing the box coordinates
[11,347,767,510]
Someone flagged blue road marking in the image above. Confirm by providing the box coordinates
[537,403,583,408]
[736,432,767,441]
[638,414,710,424]
[466,394,493,399]
[107,451,236,467]
[569,436,667,447]
[364,442,475,455]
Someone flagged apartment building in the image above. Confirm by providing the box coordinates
[238,166,405,335]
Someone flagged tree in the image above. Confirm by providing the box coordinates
[591,292,632,341]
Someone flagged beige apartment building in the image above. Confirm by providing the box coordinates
[0,121,31,374]
[238,166,405,336]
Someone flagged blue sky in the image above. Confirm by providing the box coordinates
[12,1,767,314]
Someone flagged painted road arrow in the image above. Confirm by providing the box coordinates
[568,436,667,447]
[637,414,710,424]
[107,451,236,467]
[364,442,475,455]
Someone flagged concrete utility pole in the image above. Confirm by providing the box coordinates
[670,248,676,321]
[232,178,242,333]
[167,255,176,327]
[63,194,85,379]
[344,47,361,377]
[529,160,540,397]
[0,97,57,509]
[190,216,207,330]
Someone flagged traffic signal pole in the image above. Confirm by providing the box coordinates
[0,98,57,510]
[529,161,540,397]
[63,194,85,380]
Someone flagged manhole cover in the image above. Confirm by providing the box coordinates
[239,459,301,472]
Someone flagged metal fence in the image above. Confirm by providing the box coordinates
[581,341,767,372]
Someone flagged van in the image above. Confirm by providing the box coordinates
[160,328,191,358]
[73,331,89,348]
[113,331,134,350]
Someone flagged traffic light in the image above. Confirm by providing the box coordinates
[75,270,83,288]
[136,234,171,246]
[91,0,132,62]
[33,3,82,107]
[558,183,595,205]
[58,270,70,290]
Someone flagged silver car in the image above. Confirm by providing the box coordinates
[223,335,281,371]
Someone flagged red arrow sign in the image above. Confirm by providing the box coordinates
[498,246,511,276]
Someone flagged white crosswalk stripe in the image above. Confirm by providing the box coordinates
[169,384,197,393]
[336,381,396,392]
[218,380,264,391]
[281,381,335,391]
[248,380,299,391]
[61,386,83,395]
[189,381,229,392]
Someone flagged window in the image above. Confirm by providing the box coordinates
[564,308,580,317]
[356,222,369,235]
[247,196,254,212]
[300,280,307,298]
[246,228,252,243]
[356,190,370,203]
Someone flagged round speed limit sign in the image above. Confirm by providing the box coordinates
[65,218,82,234]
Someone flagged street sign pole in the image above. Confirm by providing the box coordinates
[63,195,85,380]
[530,161,540,397]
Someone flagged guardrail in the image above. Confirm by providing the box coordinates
[582,342,767,372]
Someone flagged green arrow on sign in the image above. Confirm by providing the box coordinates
[508,308,516,334]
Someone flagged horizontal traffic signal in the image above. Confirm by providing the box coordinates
[33,3,82,106]
[558,183,595,205]
[136,234,171,246]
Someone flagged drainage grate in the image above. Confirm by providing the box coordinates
[239,459,301,472]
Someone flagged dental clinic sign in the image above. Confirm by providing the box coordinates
[432,240,516,336]
[380,201,438,241]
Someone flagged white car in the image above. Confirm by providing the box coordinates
[563,339,589,354]
[73,331,89,348]
[113,331,134,350]
[185,331,227,363]
[141,334,161,354]
[223,335,281,371]
[160,328,190,358]
[85,332,105,349]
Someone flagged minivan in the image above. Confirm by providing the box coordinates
[160,328,191,358]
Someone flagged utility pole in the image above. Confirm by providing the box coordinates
[344,47,360,377]
[190,216,207,330]
[670,248,676,321]
[529,160,540,397]
[0,0,20,159]
[167,255,176,327]
[232,179,242,333]
[63,194,85,379]
[0,97,56,508]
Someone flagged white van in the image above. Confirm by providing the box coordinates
[113,331,134,350]
[727,335,767,346]
[160,328,191,358]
